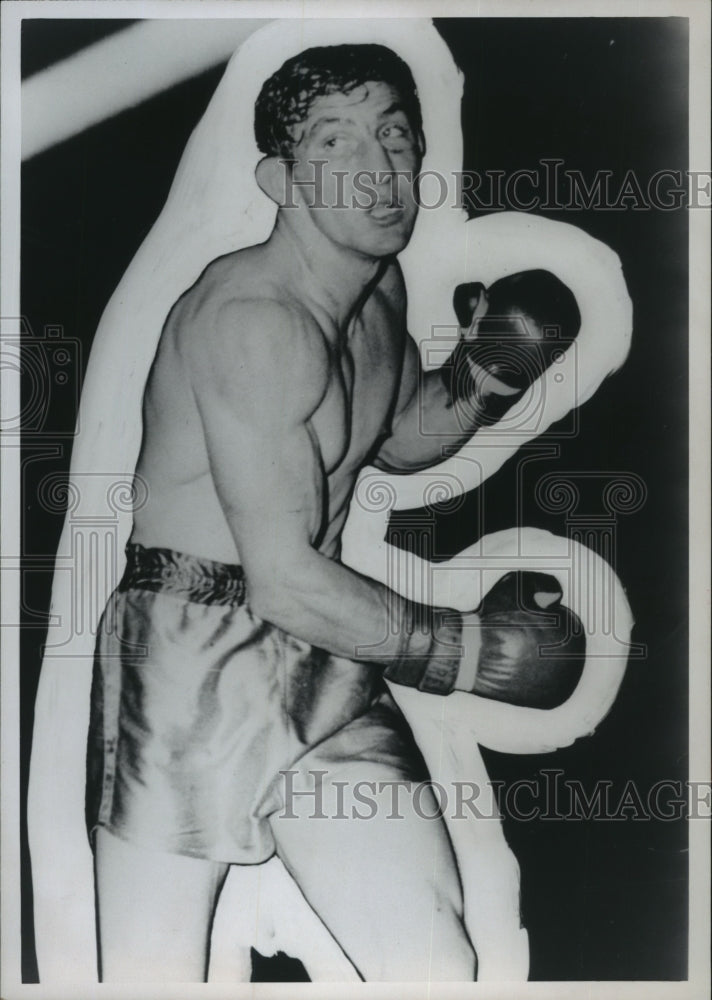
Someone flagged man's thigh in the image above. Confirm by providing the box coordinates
[94,827,229,982]
[269,760,476,982]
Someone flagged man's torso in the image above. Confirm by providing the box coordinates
[132,244,407,564]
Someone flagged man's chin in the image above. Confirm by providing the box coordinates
[359,221,416,257]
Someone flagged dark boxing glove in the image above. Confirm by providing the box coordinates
[443,270,581,423]
[381,572,584,706]
[464,571,586,709]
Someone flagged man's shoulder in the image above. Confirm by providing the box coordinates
[170,253,329,410]
[174,251,327,361]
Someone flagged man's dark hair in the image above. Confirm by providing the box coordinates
[254,44,423,158]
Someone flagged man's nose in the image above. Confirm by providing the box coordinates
[361,136,397,181]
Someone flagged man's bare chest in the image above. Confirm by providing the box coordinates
[309,308,404,481]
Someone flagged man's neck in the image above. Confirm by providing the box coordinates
[269,214,385,334]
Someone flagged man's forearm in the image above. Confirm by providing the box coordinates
[422,366,490,441]
[246,545,584,708]
[248,546,465,694]
[376,368,487,473]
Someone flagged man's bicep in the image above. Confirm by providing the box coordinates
[189,300,328,574]
[392,333,421,418]
[202,398,324,568]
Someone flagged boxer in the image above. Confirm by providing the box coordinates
[87,44,584,982]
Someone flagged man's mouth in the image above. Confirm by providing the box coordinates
[368,201,406,223]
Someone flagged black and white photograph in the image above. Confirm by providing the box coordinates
[1,2,710,997]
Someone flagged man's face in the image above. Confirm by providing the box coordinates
[288,81,423,259]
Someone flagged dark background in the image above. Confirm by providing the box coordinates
[20,17,689,982]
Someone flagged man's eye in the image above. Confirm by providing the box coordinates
[380,124,415,148]
[382,124,407,137]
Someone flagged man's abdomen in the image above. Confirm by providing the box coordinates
[131,470,242,564]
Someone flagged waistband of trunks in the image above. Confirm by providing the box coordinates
[119,543,247,607]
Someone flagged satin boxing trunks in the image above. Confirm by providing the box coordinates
[86,543,427,863]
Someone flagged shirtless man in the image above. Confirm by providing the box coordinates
[86,44,582,983]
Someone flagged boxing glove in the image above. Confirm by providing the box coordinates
[443,269,581,422]
[381,571,584,706]
[461,570,586,709]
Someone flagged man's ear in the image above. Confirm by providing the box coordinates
[417,129,427,161]
[255,156,290,205]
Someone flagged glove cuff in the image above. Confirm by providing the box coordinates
[383,603,463,695]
